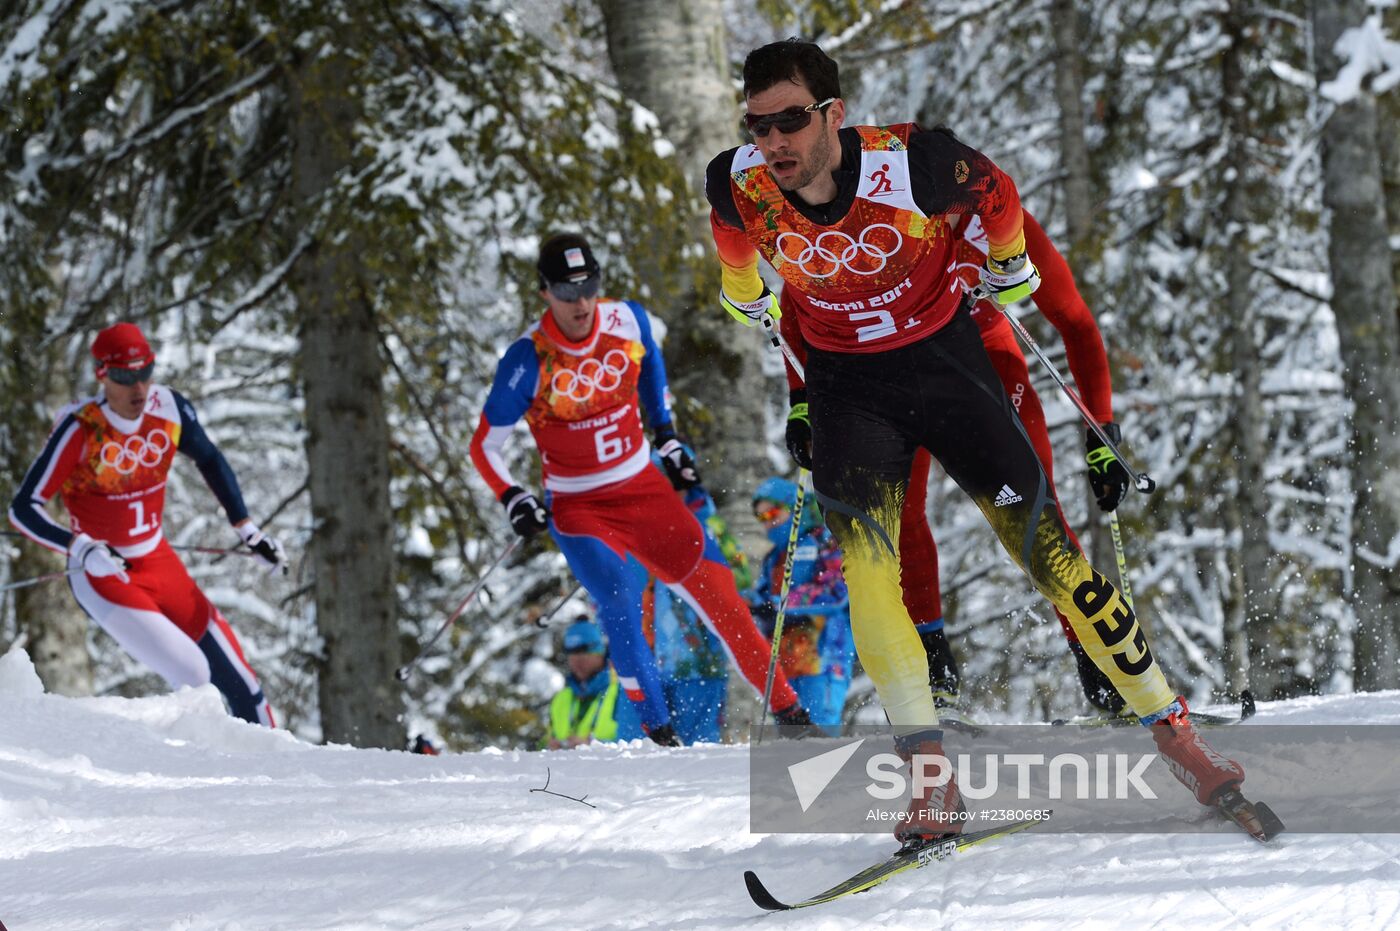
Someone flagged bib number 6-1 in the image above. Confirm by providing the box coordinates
[595,423,627,463]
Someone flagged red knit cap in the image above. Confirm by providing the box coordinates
[91,323,154,372]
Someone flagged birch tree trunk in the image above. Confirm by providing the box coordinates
[1049,0,1118,604]
[289,47,405,747]
[599,0,772,540]
[1,297,93,696]
[1312,0,1400,690]
[13,545,91,696]
[1222,2,1276,696]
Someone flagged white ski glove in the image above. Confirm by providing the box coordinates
[720,285,781,327]
[71,532,130,582]
[980,252,1041,306]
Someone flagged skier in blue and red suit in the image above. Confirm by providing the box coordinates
[469,233,814,746]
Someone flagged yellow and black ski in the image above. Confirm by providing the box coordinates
[744,814,1050,912]
[1052,692,1257,728]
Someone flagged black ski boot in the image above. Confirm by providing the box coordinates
[920,626,981,733]
[920,626,961,702]
[1069,640,1128,715]
[646,724,683,747]
[773,703,827,738]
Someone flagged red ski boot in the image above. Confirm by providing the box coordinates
[893,730,967,851]
[1148,697,1245,804]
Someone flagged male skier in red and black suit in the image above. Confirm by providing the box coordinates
[705,39,1243,848]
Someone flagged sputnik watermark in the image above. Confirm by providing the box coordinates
[867,752,1158,801]
[787,744,1158,815]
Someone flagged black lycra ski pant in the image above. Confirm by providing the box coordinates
[805,305,1174,727]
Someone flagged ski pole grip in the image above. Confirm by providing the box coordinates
[760,313,780,348]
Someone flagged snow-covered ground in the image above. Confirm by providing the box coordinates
[3,646,1399,931]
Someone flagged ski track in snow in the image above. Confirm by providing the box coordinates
[3,649,1399,931]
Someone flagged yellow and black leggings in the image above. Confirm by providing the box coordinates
[807,305,1174,728]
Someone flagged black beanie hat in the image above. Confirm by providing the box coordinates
[537,233,601,287]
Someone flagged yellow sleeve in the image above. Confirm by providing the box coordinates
[711,209,764,301]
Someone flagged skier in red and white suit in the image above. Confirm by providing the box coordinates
[8,323,284,726]
[469,234,814,745]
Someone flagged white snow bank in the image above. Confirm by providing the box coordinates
[0,645,45,698]
[3,654,1400,930]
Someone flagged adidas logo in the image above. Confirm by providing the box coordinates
[993,484,1022,507]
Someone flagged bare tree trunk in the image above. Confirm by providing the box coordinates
[1312,0,1400,690]
[1050,0,1094,252]
[289,48,404,748]
[1222,2,1277,696]
[599,0,772,541]
[1380,4,1400,325]
[1048,0,1118,592]
[1,298,93,695]
[1378,84,1400,326]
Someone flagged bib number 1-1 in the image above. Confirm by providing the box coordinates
[128,499,159,535]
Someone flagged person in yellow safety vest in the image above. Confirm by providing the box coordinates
[546,618,636,749]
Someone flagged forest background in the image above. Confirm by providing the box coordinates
[2,0,1397,750]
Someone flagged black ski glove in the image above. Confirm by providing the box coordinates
[501,485,550,538]
[786,389,813,470]
[236,521,289,575]
[1085,422,1130,512]
[654,425,701,490]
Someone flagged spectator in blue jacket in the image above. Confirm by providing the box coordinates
[545,618,644,749]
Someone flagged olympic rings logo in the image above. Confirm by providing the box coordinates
[100,429,172,475]
[776,224,904,279]
[551,349,631,402]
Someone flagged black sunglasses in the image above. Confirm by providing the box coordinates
[106,362,154,386]
[546,273,602,302]
[744,98,836,139]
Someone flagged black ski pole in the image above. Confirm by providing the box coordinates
[1,528,261,557]
[395,537,521,681]
[0,568,82,592]
[971,285,1156,495]
[534,581,584,628]
[971,285,1151,602]
[754,311,812,741]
